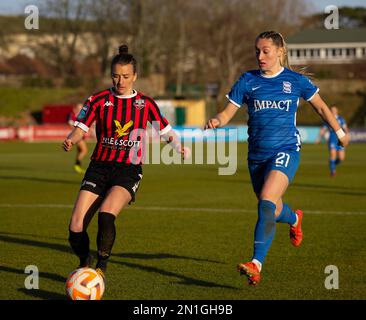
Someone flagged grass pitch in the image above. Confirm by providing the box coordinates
[0,141,365,300]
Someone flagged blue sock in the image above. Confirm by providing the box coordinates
[276,203,297,225]
[335,158,341,166]
[329,160,336,173]
[252,200,276,265]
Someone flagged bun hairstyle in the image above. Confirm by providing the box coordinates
[111,44,137,73]
[119,44,129,55]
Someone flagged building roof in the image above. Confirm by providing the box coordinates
[287,28,366,44]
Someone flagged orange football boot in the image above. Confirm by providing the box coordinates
[237,262,261,286]
[290,210,303,247]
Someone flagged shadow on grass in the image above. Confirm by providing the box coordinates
[115,252,224,264]
[18,288,66,300]
[0,175,79,185]
[292,182,366,196]
[0,234,70,254]
[0,232,237,291]
[0,265,67,300]
[0,265,66,283]
[111,259,238,290]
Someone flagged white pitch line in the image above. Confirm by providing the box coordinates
[0,204,365,215]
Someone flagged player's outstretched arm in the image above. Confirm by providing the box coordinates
[309,93,350,148]
[62,127,85,151]
[161,129,191,160]
[204,102,239,130]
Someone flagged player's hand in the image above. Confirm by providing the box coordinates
[62,139,73,151]
[180,146,191,160]
[204,118,220,130]
[338,134,350,148]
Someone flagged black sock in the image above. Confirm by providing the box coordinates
[68,230,90,266]
[96,212,116,272]
[76,160,81,166]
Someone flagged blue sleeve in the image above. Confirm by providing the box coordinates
[340,116,347,128]
[299,75,319,101]
[226,73,249,108]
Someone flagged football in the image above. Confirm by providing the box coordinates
[65,268,105,300]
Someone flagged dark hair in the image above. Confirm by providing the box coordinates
[111,44,137,73]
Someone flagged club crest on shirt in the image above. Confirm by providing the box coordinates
[134,99,145,110]
[283,81,292,94]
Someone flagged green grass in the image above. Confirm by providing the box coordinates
[0,87,81,119]
[0,142,365,300]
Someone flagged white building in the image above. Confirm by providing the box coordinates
[287,28,366,65]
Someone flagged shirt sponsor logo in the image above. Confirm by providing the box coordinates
[283,81,292,93]
[254,99,292,112]
[102,137,140,148]
[114,120,134,138]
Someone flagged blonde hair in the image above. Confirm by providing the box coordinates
[256,31,290,69]
[256,30,312,77]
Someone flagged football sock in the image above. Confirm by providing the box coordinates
[335,158,341,166]
[75,159,81,166]
[68,230,90,266]
[252,200,276,266]
[96,212,116,272]
[276,203,297,226]
[329,160,336,174]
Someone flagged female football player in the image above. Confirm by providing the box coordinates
[316,105,349,177]
[63,45,189,280]
[205,31,349,286]
[67,104,88,174]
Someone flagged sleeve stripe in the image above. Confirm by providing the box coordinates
[306,88,320,101]
[160,124,172,135]
[74,121,89,133]
[226,95,242,108]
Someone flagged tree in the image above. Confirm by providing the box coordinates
[37,0,89,76]
[302,6,366,29]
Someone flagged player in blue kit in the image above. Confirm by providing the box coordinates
[205,31,349,286]
[316,105,349,177]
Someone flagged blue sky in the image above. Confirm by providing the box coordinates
[1,0,366,15]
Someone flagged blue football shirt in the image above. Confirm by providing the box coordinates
[227,67,319,161]
[322,115,347,143]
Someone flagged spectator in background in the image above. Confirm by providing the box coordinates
[316,105,349,177]
[67,104,88,174]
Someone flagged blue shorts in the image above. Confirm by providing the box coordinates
[248,150,300,194]
[328,140,344,151]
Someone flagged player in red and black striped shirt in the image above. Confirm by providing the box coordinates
[67,104,88,174]
[62,45,189,279]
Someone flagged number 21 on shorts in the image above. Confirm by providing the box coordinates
[275,152,290,167]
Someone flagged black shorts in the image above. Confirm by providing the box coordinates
[80,161,143,203]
